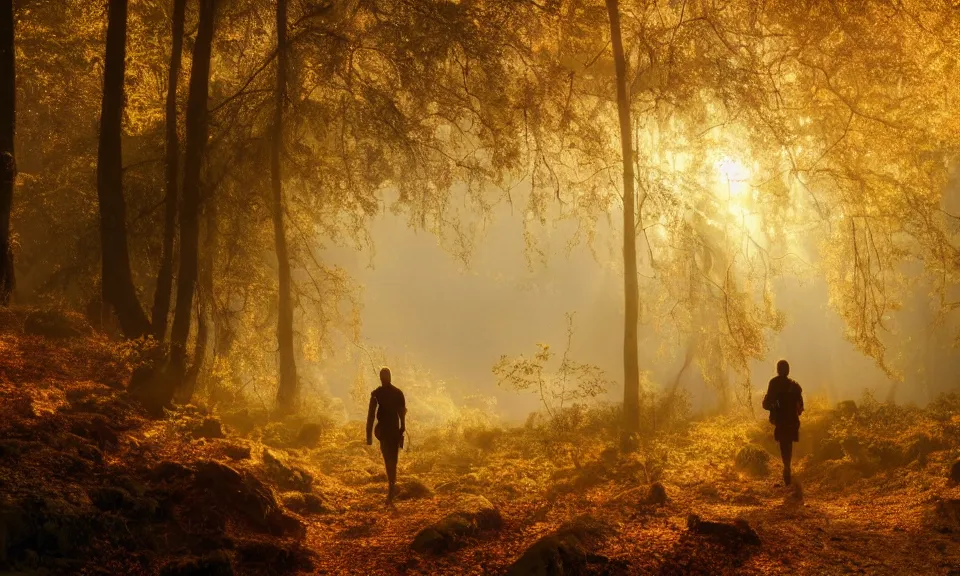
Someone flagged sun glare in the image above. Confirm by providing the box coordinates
[717,156,751,184]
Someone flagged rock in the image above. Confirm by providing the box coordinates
[235,540,313,573]
[907,434,945,467]
[686,514,761,551]
[69,416,119,451]
[1,493,96,561]
[950,461,960,484]
[866,440,909,469]
[841,436,865,462]
[88,487,136,512]
[160,551,234,576]
[221,442,251,461]
[220,409,260,436]
[149,461,196,483]
[643,482,668,506]
[23,308,90,339]
[936,499,960,524]
[293,423,324,447]
[262,449,313,493]
[836,400,858,416]
[193,418,224,440]
[0,439,27,459]
[191,460,304,538]
[506,515,615,575]
[77,443,104,464]
[282,492,332,515]
[814,439,845,462]
[734,446,770,477]
[395,478,434,501]
[411,496,502,554]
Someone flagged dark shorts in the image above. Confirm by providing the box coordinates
[775,423,799,443]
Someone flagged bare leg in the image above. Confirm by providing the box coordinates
[381,438,399,502]
[779,439,793,486]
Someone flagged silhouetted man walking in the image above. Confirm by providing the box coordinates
[763,359,804,486]
[366,367,406,503]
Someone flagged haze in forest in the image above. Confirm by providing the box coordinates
[324,189,960,423]
[0,0,959,433]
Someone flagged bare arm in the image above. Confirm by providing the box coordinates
[399,392,407,433]
[366,393,377,445]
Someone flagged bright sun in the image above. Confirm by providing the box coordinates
[716,156,751,184]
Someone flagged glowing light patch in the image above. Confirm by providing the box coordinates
[717,156,751,183]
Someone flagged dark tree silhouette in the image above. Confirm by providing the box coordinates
[151,0,187,341]
[0,0,14,305]
[96,0,151,338]
[171,0,217,381]
[605,0,640,448]
[273,0,298,413]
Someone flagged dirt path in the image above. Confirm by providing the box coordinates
[301,468,960,575]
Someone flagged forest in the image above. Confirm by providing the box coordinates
[1,0,960,574]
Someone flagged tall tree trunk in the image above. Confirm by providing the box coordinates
[273,0,299,413]
[170,0,216,381]
[151,0,187,341]
[178,196,215,403]
[606,0,641,448]
[97,0,151,338]
[0,0,15,305]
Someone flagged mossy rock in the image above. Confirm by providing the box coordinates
[396,479,434,501]
[281,491,333,515]
[262,449,313,493]
[411,496,502,554]
[23,308,91,339]
[734,445,770,477]
[506,515,616,575]
[193,418,224,440]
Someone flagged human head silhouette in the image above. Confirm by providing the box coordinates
[380,367,392,385]
[776,359,790,377]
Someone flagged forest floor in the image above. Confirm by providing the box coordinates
[1,309,959,575]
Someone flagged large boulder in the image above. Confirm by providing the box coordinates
[411,496,502,555]
[189,461,304,538]
[506,515,617,576]
[262,450,313,493]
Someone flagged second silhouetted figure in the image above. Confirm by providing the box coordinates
[763,359,804,486]
[366,367,406,504]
